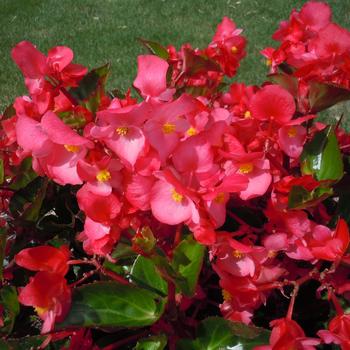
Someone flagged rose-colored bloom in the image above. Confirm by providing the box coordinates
[318,313,350,349]
[249,85,296,125]
[18,271,71,333]
[255,318,320,350]
[15,245,69,276]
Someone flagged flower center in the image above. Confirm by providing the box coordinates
[268,250,277,258]
[116,127,129,136]
[238,163,254,174]
[233,250,244,259]
[266,58,272,66]
[222,289,232,301]
[231,46,238,54]
[162,122,176,134]
[214,192,225,204]
[287,127,297,138]
[244,110,251,119]
[96,169,111,182]
[64,144,80,153]
[35,306,49,316]
[171,188,183,203]
[186,127,197,136]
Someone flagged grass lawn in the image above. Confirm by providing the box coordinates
[1,0,350,122]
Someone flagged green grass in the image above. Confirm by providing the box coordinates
[1,0,350,121]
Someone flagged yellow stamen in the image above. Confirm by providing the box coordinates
[268,250,277,258]
[64,144,80,153]
[96,169,111,182]
[222,289,232,301]
[116,127,128,136]
[233,250,244,259]
[171,188,183,203]
[35,306,48,316]
[244,110,251,119]
[231,46,238,54]
[266,58,272,66]
[162,122,176,134]
[214,192,225,204]
[287,127,297,138]
[238,163,254,174]
[186,127,197,136]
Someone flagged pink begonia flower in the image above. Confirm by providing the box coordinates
[223,152,272,200]
[125,173,155,211]
[15,111,93,185]
[144,94,201,162]
[309,219,350,262]
[12,41,87,114]
[77,157,123,196]
[172,134,214,174]
[92,102,151,168]
[309,23,350,58]
[77,184,121,223]
[299,1,331,31]
[78,217,120,256]
[318,313,350,349]
[212,16,242,42]
[133,55,173,100]
[249,85,296,125]
[255,318,320,350]
[150,169,199,226]
[12,41,87,87]
[278,124,306,158]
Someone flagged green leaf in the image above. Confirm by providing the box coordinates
[9,158,37,191]
[138,38,169,60]
[9,177,48,222]
[177,318,270,350]
[69,63,111,113]
[131,255,168,296]
[301,126,343,181]
[0,286,20,336]
[183,49,222,76]
[135,334,167,350]
[56,282,165,329]
[288,185,333,210]
[171,236,205,296]
[269,73,298,97]
[308,82,350,113]
[1,335,49,350]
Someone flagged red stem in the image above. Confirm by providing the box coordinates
[102,330,149,350]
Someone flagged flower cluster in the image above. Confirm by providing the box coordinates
[1,2,350,349]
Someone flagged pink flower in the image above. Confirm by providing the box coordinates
[15,111,93,185]
[133,55,172,100]
[77,184,121,223]
[249,85,296,125]
[78,217,120,256]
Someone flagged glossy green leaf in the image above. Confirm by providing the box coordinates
[9,177,47,221]
[0,286,20,336]
[138,38,169,60]
[135,334,167,350]
[301,127,343,181]
[56,282,165,329]
[308,82,350,113]
[131,255,168,296]
[288,185,333,210]
[172,236,205,296]
[269,73,298,97]
[9,158,37,191]
[177,318,270,350]
[69,63,111,113]
[183,49,222,76]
